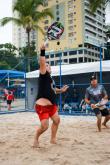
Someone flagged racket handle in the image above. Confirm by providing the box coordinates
[44,39,49,47]
[95,103,100,107]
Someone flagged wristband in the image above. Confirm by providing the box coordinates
[40,49,45,56]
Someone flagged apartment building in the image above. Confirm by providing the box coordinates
[12,0,37,49]
[12,0,106,64]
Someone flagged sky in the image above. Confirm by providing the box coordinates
[0,0,12,44]
[0,0,110,44]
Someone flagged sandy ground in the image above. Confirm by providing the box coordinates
[0,99,25,111]
[0,112,110,165]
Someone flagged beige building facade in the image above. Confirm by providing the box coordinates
[37,0,106,65]
[12,0,106,65]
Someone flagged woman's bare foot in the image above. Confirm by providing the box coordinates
[102,123,109,129]
[50,139,57,144]
[33,141,40,148]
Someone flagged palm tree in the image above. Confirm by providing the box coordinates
[89,0,110,12]
[0,0,53,71]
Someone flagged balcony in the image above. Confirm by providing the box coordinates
[85,24,97,32]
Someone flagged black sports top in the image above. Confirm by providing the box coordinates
[36,71,57,104]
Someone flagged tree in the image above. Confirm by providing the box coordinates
[89,0,110,12]
[0,0,53,71]
[0,61,11,70]
[0,43,21,70]
[19,41,39,71]
[0,43,18,55]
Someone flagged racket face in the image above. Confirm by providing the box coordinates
[100,99,108,106]
[47,22,64,40]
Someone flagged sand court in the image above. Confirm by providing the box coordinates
[0,112,110,165]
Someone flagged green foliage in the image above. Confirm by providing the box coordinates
[0,0,53,33]
[0,61,11,70]
[19,41,37,57]
[0,0,53,71]
[89,0,110,12]
[19,41,39,71]
[0,43,21,70]
[0,43,18,55]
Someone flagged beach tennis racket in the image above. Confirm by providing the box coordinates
[95,99,108,107]
[44,21,64,46]
[95,98,108,110]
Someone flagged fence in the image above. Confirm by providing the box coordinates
[0,44,110,115]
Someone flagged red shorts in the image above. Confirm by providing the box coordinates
[35,104,58,121]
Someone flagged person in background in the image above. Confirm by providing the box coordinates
[85,75,110,132]
[6,91,14,110]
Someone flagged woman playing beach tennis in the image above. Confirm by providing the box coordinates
[33,44,68,147]
[33,22,68,147]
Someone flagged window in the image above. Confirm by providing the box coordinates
[84,57,87,62]
[79,57,83,63]
[68,13,73,18]
[68,7,73,12]
[44,26,48,31]
[68,0,73,5]
[92,52,94,56]
[95,53,98,57]
[51,61,54,66]
[51,54,54,58]
[84,50,87,54]
[68,20,73,24]
[88,51,91,55]
[44,20,49,24]
[68,32,74,37]
[78,50,83,54]
[69,51,77,55]
[56,11,59,15]
[68,26,73,31]
[56,17,60,21]
[55,53,60,57]
[88,58,91,62]
[64,59,68,63]
[64,52,67,56]
[69,58,77,64]
[56,60,62,64]
[56,4,59,9]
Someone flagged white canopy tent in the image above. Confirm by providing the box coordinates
[26,60,110,110]
[26,60,110,79]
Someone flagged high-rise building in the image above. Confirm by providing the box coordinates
[12,0,106,64]
[12,0,37,49]
[37,0,106,65]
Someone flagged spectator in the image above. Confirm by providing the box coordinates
[6,91,14,111]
